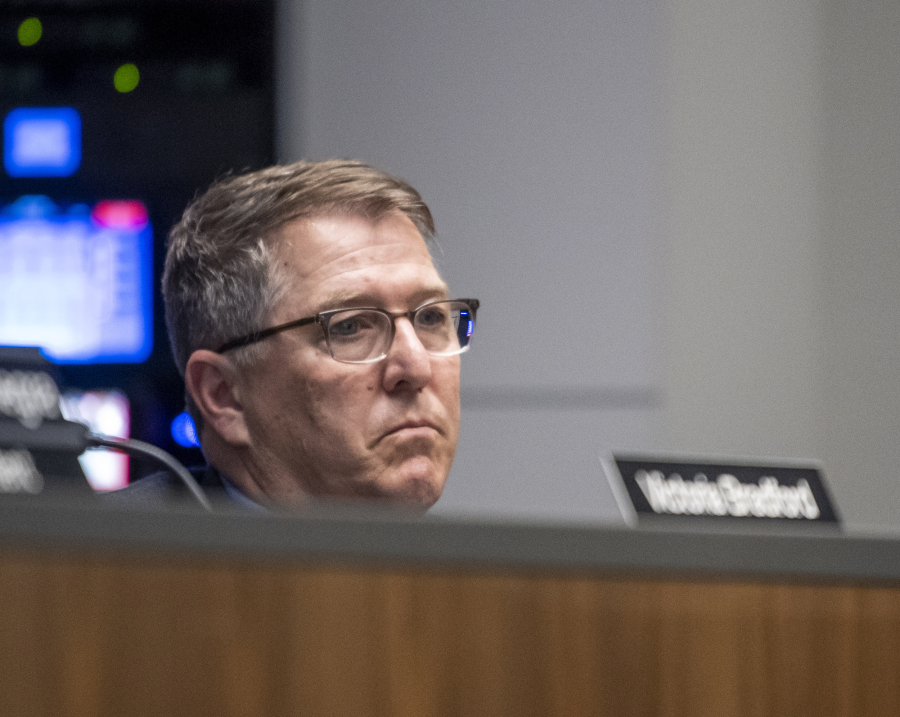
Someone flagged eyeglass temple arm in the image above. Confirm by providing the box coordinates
[216,316,318,354]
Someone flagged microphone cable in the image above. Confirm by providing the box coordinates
[87,433,213,512]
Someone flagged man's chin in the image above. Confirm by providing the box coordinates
[376,458,447,509]
[392,479,442,509]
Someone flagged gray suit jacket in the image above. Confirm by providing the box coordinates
[100,465,235,509]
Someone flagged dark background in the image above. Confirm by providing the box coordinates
[0,0,275,474]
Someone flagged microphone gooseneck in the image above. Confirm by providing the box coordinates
[87,433,213,512]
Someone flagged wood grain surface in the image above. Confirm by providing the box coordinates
[1,546,898,716]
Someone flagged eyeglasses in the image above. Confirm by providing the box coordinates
[216,298,479,364]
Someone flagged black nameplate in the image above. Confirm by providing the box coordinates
[604,455,840,525]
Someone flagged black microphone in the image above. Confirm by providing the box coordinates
[0,346,89,496]
[0,346,211,511]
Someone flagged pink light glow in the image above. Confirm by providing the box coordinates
[91,200,148,230]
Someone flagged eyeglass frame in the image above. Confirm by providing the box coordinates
[215,298,480,363]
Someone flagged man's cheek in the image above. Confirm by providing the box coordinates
[288,370,347,426]
[304,395,373,461]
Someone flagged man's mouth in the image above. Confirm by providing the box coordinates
[382,420,441,439]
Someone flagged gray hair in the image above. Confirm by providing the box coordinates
[163,160,435,415]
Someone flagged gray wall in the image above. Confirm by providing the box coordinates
[277,0,900,530]
[818,0,900,531]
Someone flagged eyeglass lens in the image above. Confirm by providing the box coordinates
[325,301,476,363]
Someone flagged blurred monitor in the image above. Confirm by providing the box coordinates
[3,107,81,177]
[0,195,152,363]
[1,1,273,464]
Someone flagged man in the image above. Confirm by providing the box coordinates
[109,160,478,510]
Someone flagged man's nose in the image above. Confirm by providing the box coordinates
[382,317,432,392]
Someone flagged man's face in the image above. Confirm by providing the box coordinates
[232,212,460,508]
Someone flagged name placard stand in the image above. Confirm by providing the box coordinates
[603,453,841,529]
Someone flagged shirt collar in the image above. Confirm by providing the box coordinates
[219,473,270,513]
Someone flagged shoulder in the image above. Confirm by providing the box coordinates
[100,465,225,508]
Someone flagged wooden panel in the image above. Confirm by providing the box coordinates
[2,547,900,716]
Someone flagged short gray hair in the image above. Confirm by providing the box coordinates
[163,160,435,418]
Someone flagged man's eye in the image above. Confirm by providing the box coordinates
[330,318,361,337]
[328,312,380,341]
[417,306,449,329]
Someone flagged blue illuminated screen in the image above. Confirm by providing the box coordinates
[0,195,153,363]
[4,107,82,177]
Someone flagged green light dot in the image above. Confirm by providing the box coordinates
[18,18,42,47]
[114,63,140,93]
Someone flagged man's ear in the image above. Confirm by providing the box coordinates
[184,350,250,447]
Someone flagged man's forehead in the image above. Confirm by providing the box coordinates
[271,211,446,313]
[275,212,433,271]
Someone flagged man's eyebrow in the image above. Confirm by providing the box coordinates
[318,285,450,312]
